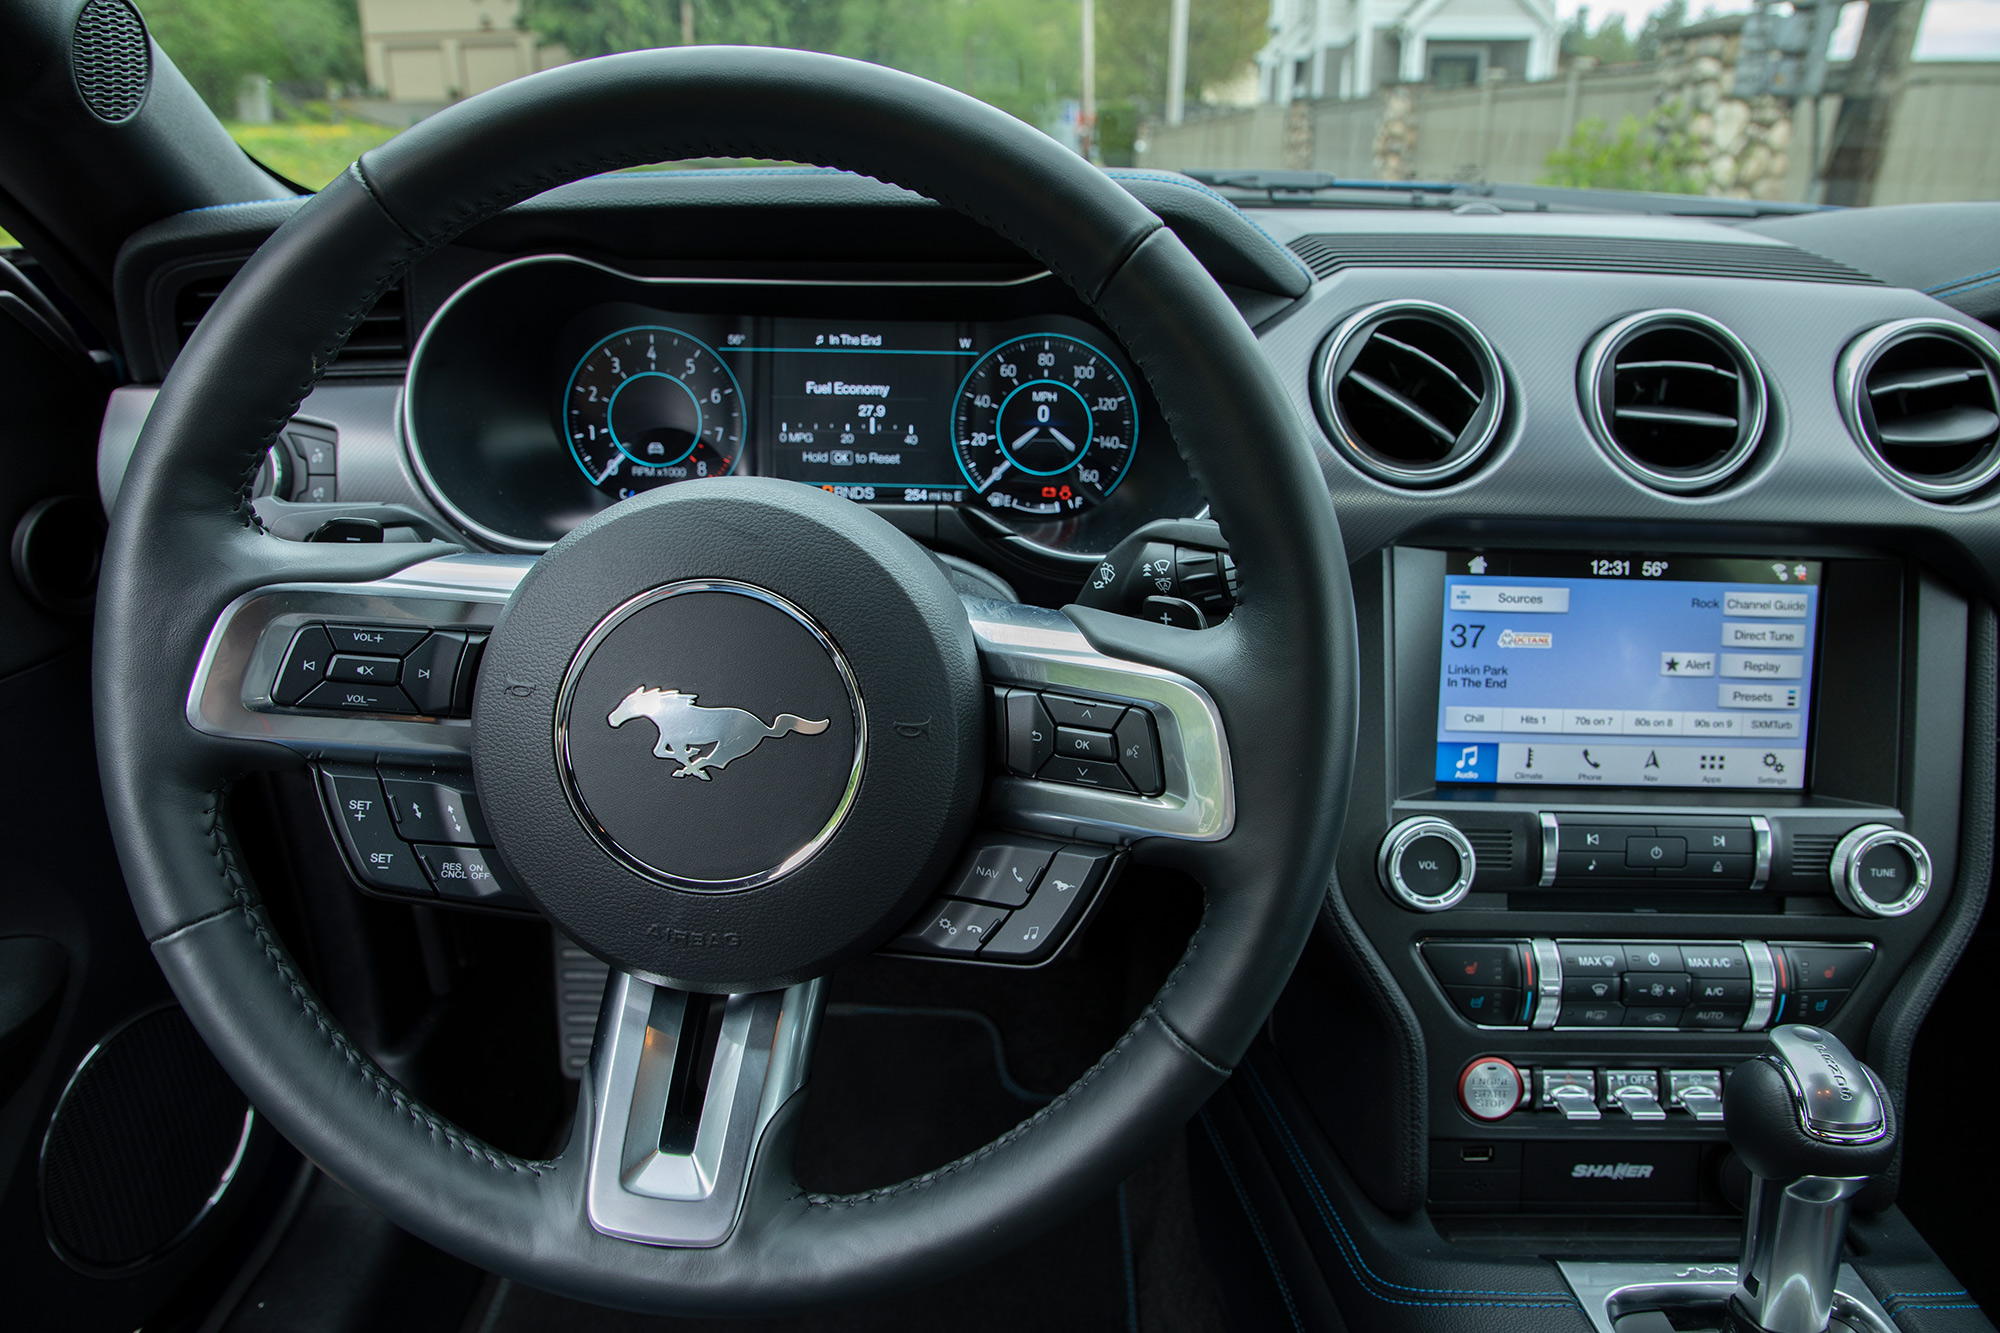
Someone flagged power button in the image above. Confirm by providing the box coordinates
[1458,1057,1524,1122]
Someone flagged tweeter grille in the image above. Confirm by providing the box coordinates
[40,1006,251,1272]
[71,0,151,124]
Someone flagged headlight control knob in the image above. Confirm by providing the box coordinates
[1377,817,1476,912]
[1829,824,1931,918]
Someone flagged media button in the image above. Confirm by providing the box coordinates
[1720,683,1801,710]
[1721,651,1804,680]
[1723,621,1806,649]
[1625,836,1687,869]
[1557,823,1651,852]
[1556,851,1651,879]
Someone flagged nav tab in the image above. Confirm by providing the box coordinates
[1719,682,1800,710]
[1722,589,1810,618]
[1721,651,1804,679]
[1444,706,1504,732]
[1722,621,1806,648]
[1447,584,1571,614]
[1660,651,1715,677]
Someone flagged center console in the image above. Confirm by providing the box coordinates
[1296,543,1971,1231]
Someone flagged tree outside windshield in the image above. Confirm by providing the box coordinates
[129,0,1998,208]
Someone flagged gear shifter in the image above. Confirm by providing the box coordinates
[1721,1026,1898,1333]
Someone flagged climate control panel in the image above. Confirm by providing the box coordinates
[1419,937,1873,1031]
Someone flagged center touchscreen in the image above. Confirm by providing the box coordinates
[1435,552,1822,790]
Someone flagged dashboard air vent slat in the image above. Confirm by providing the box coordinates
[1464,827,1514,873]
[1841,320,2000,499]
[1313,300,1505,487]
[1581,310,1766,494]
[1790,833,1842,881]
[171,267,410,373]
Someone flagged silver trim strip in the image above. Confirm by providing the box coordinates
[1530,936,1562,1030]
[1744,939,1777,1032]
[1538,811,1559,887]
[1836,317,2000,501]
[1578,308,1769,495]
[585,972,823,1248]
[1751,814,1773,889]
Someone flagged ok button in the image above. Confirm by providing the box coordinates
[1626,835,1687,869]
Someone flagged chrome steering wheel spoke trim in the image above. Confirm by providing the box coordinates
[188,556,1233,846]
[586,971,825,1248]
[967,596,1234,844]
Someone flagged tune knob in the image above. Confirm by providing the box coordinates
[1829,824,1931,918]
[1378,817,1476,912]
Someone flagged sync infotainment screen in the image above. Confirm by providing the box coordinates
[1434,552,1822,790]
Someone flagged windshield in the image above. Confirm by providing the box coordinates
[125,0,2000,209]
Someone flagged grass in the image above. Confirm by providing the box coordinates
[225,117,401,190]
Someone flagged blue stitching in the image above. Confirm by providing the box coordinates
[1887,1291,1970,1300]
[1240,1066,1580,1307]
[1117,1182,1140,1333]
[1932,272,2000,298]
[1197,1108,1307,1332]
[1105,168,1317,284]
[1926,265,2000,293]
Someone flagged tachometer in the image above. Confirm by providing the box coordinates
[564,326,744,498]
[951,334,1138,516]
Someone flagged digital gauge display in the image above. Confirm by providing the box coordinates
[555,314,1144,512]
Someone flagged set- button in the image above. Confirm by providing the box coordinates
[317,764,528,910]
[995,689,1164,795]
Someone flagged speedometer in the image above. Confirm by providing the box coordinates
[951,334,1138,516]
[564,326,745,498]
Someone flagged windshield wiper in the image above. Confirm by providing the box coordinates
[1182,169,1826,219]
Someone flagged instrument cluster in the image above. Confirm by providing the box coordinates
[403,256,1202,553]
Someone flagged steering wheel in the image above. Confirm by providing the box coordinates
[95,49,1356,1315]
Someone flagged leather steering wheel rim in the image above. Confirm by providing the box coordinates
[94,48,1358,1314]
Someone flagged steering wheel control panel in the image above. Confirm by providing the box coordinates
[888,832,1123,966]
[1418,938,1873,1031]
[269,621,488,718]
[993,688,1165,795]
[317,763,530,910]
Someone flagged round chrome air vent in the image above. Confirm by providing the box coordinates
[1580,310,1767,494]
[1313,301,1505,486]
[1838,319,2000,501]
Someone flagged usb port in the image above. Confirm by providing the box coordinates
[1460,1144,1495,1163]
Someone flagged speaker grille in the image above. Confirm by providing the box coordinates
[71,0,151,124]
[40,1006,250,1271]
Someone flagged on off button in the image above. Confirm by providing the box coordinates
[1458,1056,1524,1121]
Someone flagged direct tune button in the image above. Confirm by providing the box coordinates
[1378,817,1476,912]
[1830,825,1931,917]
[1457,1057,1524,1122]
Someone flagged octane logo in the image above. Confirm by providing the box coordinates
[608,687,828,780]
[1571,1162,1656,1180]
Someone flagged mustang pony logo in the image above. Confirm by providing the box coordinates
[606,686,828,780]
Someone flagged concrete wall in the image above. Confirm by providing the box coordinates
[1139,57,2000,204]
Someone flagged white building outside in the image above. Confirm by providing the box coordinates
[357,0,568,104]
[1258,0,1561,101]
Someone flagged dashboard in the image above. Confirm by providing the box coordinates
[400,255,1198,555]
[97,169,2000,1244]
